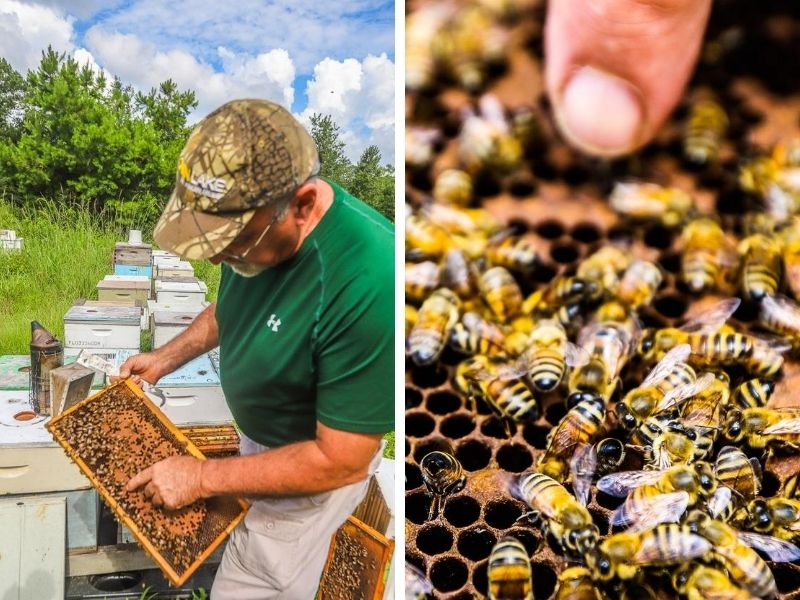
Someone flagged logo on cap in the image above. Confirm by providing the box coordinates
[178,158,228,201]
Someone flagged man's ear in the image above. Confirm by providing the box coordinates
[292,180,317,222]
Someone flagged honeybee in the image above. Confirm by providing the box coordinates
[537,397,605,484]
[577,247,634,295]
[593,437,627,477]
[722,406,800,450]
[732,378,775,409]
[441,248,476,299]
[715,446,762,501]
[681,218,737,293]
[405,261,441,303]
[515,471,599,557]
[449,311,508,356]
[609,181,695,227]
[405,2,454,91]
[778,216,800,299]
[458,94,522,174]
[421,201,499,237]
[420,450,467,520]
[406,127,441,168]
[405,304,418,338]
[480,266,524,322]
[684,99,728,165]
[486,230,539,273]
[407,288,461,366]
[672,564,755,600]
[644,417,713,468]
[553,566,603,600]
[686,511,800,598]
[505,319,589,392]
[679,370,729,430]
[617,260,663,310]
[405,562,433,600]
[567,318,636,408]
[510,106,541,155]
[739,497,800,544]
[759,293,800,350]
[463,356,539,431]
[616,344,712,431]
[524,277,602,316]
[406,213,450,259]
[487,536,533,600]
[598,463,716,531]
[586,524,712,582]
[738,233,782,301]
[638,298,787,377]
[432,168,473,206]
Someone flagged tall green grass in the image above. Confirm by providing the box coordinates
[0,198,220,355]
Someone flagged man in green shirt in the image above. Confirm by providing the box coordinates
[119,99,394,598]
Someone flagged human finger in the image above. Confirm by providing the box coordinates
[544,0,712,157]
[126,466,153,492]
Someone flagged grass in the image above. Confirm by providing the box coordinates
[0,197,220,355]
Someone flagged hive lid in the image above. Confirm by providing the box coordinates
[155,279,208,293]
[155,354,219,387]
[0,390,54,447]
[96,279,151,291]
[64,305,142,324]
[152,311,199,327]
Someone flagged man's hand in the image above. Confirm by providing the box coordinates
[545,0,712,157]
[126,456,207,510]
[113,351,167,386]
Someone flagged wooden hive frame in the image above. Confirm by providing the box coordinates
[47,379,248,586]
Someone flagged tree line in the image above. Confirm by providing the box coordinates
[0,48,394,230]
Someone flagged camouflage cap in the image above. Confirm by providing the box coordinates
[154,99,319,260]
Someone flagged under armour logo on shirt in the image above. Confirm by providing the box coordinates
[267,314,282,332]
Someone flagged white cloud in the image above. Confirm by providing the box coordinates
[0,0,74,71]
[301,53,395,163]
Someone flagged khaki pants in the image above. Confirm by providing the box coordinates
[211,434,381,599]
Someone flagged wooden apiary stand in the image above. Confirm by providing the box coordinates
[63,304,142,351]
[47,380,248,586]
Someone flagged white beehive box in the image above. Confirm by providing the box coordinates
[155,354,219,387]
[96,276,151,302]
[155,277,208,305]
[0,496,65,599]
[64,304,142,350]
[145,384,231,427]
[151,310,199,349]
[156,260,194,278]
[0,391,91,493]
[4,489,98,551]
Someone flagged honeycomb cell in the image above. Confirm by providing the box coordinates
[406,411,436,438]
[417,523,454,556]
[444,496,481,528]
[411,364,449,389]
[550,243,580,265]
[644,224,675,250]
[440,414,476,439]
[495,443,533,473]
[472,560,489,596]
[481,416,516,439]
[503,528,541,556]
[457,527,498,562]
[426,391,462,415]
[406,461,423,490]
[653,294,688,319]
[570,223,602,244]
[456,439,492,472]
[532,563,558,599]
[430,557,469,593]
[406,491,433,525]
[484,500,522,530]
[536,220,565,240]
[406,387,423,410]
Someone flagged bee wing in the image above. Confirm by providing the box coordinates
[596,470,668,497]
[679,386,726,428]
[736,531,800,562]
[610,182,667,215]
[631,529,711,564]
[564,342,591,368]
[641,344,693,387]
[656,372,715,413]
[707,486,733,519]
[761,418,800,435]
[761,293,800,327]
[405,562,433,599]
[570,444,597,507]
[750,331,793,354]
[406,261,441,284]
[680,298,741,333]
[487,227,516,245]
[496,357,529,381]
[765,182,794,221]
[611,491,690,532]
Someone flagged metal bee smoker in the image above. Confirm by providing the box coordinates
[29,320,63,414]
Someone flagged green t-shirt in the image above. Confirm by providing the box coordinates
[215,181,394,447]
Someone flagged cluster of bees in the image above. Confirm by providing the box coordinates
[406,149,800,597]
[49,384,220,574]
[405,2,800,598]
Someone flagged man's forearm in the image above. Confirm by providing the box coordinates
[199,437,379,498]
[154,302,220,371]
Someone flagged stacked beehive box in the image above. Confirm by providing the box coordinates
[113,233,153,277]
[0,229,23,251]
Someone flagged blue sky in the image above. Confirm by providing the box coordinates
[0,0,396,161]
